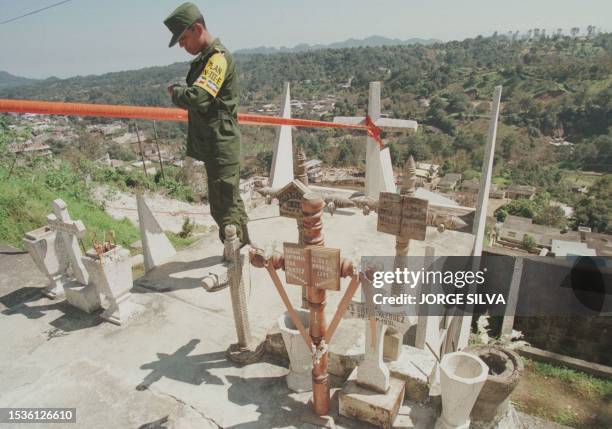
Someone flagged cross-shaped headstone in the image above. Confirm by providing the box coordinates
[334,81,418,199]
[47,199,89,285]
[344,274,413,394]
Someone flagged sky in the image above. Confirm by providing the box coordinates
[0,0,610,79]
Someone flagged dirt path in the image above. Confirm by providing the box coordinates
[92,186,216,234]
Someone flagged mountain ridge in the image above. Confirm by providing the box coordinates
[234,35,440,55]
[0,71,39,89]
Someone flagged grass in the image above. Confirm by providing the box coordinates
[513,358,612,428]
[531,360,612,400]
[167,232,201,250]
[0,161,140,251]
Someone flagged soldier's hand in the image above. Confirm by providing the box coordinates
[167,84,175,96]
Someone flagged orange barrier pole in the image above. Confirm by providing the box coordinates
[0,98,384,146]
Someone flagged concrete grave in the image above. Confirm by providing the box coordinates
[81,245,143,325]
[339,275,412,428]
[269,82,294,189]
[47,199,101,313]
[339,369,405,429]
[136,193,176,273]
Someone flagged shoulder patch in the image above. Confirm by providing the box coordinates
[193,53,227,97]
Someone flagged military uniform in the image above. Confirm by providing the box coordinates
[165,4,249,245]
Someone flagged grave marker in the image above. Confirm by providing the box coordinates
[334,82,418,199]
[276,179,311,308]
[250,193,360,420]
[269,82,294,189]
[47,199,101,313]
[339,273,410,427]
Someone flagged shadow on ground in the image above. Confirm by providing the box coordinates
[134,256,224,293]
[1,288,104,334]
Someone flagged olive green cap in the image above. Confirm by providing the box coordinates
[164,2,202,47]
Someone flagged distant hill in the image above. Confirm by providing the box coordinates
[0,71,39,89]
[234,35,440,55]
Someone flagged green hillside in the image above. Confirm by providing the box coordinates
[1,32,610,234]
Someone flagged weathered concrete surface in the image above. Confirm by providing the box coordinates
[339,369,405,429]
[388,346,437,404]
[0,206,568,429]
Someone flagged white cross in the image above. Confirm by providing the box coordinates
[47,199,89,285]
[334,82,418,199]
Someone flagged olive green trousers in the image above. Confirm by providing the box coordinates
[205,162,250,245]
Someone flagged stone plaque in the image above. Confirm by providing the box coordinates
[284,243,310,286]
[400,196,428,241]
[346,301,411,330]
[377,192,402,235]
[311,247,341,291]
[277,180,309,219]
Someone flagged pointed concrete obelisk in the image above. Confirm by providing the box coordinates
[269,82,294,189]
[136,193,176,273]
[453,86,503,351]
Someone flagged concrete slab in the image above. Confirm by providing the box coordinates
[0,202,473,428]
[388,346,437,404]
[0,213,573,428]
[339,369,405,429]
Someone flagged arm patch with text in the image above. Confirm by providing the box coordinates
[193,52,227,97]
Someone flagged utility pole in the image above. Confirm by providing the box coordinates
[152,121,165,180]
[134,123,148,179]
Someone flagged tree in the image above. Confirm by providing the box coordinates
[522,234,537,251]
[573,176,611,233]
[500,134,518,160]
[256,150,273,174]
[534,205,566,228]
[496,209,508,222]
[446,92,470,114]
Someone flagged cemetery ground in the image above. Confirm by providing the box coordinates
[512,359,612,429]
[0,199,609,428]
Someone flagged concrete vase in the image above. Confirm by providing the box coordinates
[23,226,68,298]
[82,245,134,325]
[435,351,489,429]
[278,309,312,392]
[466,346,524,426]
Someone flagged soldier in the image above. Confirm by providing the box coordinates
[164,2,250,246]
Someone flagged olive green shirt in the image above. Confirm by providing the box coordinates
[171,38,240,165]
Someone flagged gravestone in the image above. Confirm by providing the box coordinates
[339,272,410,428]
[136,193,176,273]
[81,243,143,325]
[23,225,69,299]
[47,199,101,313]
[334,82,418,199]
[269,82,294,189]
